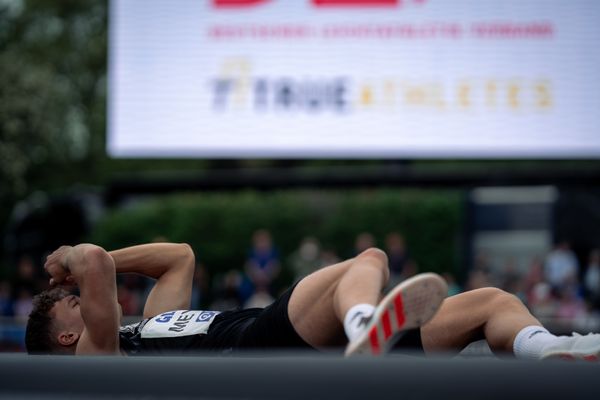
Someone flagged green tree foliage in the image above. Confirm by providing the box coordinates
[91,189,463,284]
[0,0,107,200]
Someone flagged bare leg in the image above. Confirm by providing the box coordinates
[287,248,390,349]
[421,287,542,355]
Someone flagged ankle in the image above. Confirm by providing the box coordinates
[513,325,556,360]
[344,304,376,342]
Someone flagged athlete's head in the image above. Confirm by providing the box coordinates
[25,288,84,355]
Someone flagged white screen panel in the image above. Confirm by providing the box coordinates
[107,0,600,158]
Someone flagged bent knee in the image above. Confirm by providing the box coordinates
[357,247,388,263]
[355,247,390,281]
[477,287,524,309]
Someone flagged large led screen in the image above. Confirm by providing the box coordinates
[107,0,600,158]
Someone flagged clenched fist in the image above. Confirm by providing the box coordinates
[44,245,75,286]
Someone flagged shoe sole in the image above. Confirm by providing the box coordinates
[542,353,599,362]
[345,273,447,357]
[542,348,600,362]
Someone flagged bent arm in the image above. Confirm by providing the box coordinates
[59,245,120,355]
[108,243,195,318]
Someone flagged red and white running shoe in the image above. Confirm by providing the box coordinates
[345,273,447,357]
[541,332,600,362]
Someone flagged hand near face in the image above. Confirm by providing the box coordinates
[44,246,76,286]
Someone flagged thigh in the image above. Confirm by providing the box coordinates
[420,287,537,354]
[237,284,315,350]
[287,259,354,349]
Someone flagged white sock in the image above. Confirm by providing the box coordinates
[513,325,559,360]
[344,303,376,342]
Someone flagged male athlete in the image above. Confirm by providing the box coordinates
[26,242,600,360]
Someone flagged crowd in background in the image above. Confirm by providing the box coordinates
[1,230,600,351]
[466,242,600,333]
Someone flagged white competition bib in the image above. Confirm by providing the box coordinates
[141,310,220,339]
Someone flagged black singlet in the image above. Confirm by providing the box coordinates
[119,283,315,356]
[119,309,265,355]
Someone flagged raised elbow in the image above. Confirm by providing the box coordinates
[179,243,196,271]
[80,245,115,272]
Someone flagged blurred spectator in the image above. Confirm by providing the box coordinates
[354,232,375,255]
[288,236,323,281]
[191,262,209,309]
[210,270,243,311]
[118,273,150,315]
[544,241,579,291]
[385,232,410,283]
[244,288,274,309]
[243,229,280,298]
[528,282,558,320]
[498,258,525,302]
[523,256,545,306]
[465,268,493,291]
[555,285,587,321]
[319,248,341,266]
[584,249,600,309]
[117,283,142,316]
[0,281,14,316]
[13,255,40,293]
[10,256,38,320]
[466,252,494,290]
[13,288,33,319]
[400,259,419,280]
[472,252,493,277]
[442,272,462,296]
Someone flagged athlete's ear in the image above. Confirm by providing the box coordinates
[57,331,80,347]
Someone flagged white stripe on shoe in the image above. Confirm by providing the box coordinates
[345,273,447,357]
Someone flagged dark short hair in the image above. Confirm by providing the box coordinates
[25,287,69,354]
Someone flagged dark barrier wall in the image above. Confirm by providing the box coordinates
[0,354,597,399]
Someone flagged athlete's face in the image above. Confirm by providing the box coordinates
[52,295,85,337]
[51,295,124,338]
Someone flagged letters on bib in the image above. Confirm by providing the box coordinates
[141,310,220,338]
